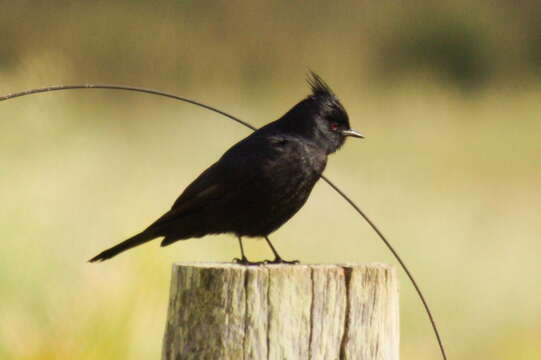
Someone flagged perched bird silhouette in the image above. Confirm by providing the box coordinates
[89,73,363,264]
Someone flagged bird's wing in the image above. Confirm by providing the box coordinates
[145,134,299,232]
[171,160,239,212]
[145,160,240,229]
[147,135,272,229]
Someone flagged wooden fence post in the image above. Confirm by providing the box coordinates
[162,263,399,360]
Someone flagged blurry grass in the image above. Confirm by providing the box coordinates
[1,78,540,359]
[2,0,541,91]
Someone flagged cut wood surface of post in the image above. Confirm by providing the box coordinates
[162,263,399,360]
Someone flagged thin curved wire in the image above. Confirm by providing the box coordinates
[0,85,257,131]
[1,84,447,360]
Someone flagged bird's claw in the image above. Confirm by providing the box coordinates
[264,257,300,265]
[233,257,299,265]
[233,257,264,266]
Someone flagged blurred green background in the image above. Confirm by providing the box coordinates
[1,1,540,359]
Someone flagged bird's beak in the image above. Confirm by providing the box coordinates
[341,129,364,139]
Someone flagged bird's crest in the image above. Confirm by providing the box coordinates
[307,71,335,99]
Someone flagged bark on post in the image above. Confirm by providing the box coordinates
[162,263,399,360]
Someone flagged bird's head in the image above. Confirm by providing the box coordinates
[306,72,363,154]
[272,72,363,154]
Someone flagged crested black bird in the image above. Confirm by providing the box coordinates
[89,73,363,264]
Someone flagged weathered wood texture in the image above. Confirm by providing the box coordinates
[162,263,399,360]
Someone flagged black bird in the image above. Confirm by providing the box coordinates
[90,73,363,264]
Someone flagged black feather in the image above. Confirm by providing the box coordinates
[307,71,335,98]
[90,74,361,262]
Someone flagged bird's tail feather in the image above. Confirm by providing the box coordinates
[89,231,156,262]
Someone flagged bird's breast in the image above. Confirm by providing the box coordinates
[221,135,328,237]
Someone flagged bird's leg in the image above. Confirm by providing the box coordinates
[233,237,249,264]
[263,236,299,264]
[233,237,261,265]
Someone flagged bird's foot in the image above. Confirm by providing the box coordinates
[264,257,300,265]
[233,257,264,266]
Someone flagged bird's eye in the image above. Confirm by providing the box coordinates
[330,122,339,131]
